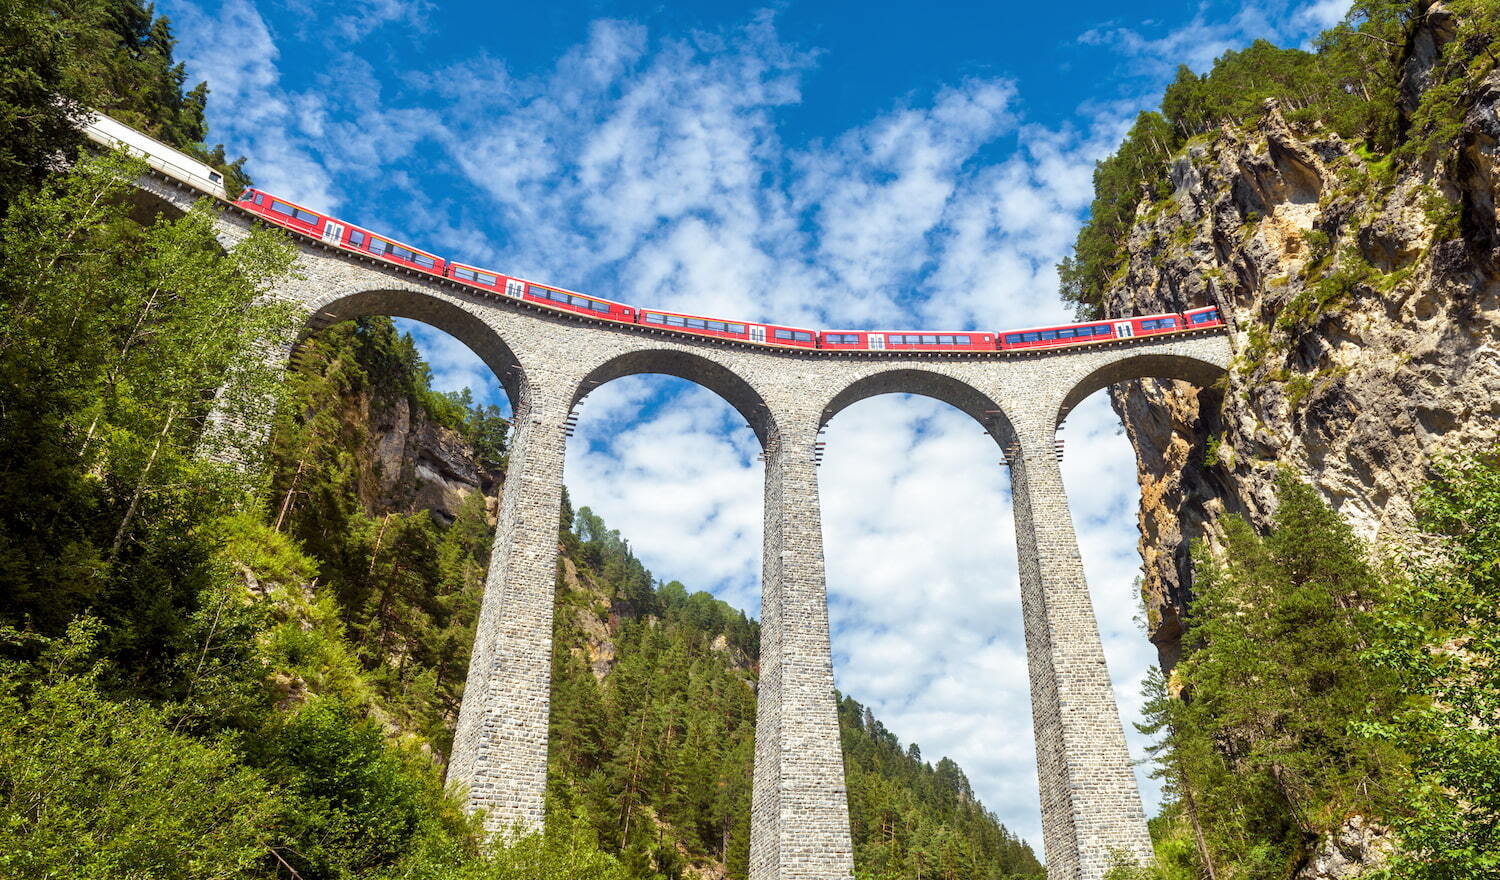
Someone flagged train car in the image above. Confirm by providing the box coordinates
[1184,305,1224,327]
[998,319,1118,351]
[821,330,995,351]
[83,110,228,199]
[236,188,447,277]
[637,309,818,349]
[512,277,636,323]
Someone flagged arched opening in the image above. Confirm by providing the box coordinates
[551,355,770,876]
[261,300,517,768]
[817,372,1050,865]
[1048,350,1232,819]
[301,287,526,414]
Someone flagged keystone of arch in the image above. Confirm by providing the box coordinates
[297,285,528,414]
[818,368,1017,448]
[569,348,779,448]
[1053,347,1230,428]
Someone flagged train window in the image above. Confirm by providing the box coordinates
[1041,331,1058,340]
[825,333,858,344]
[477,272,498,286]
[956,335,970,344]
[645,313,666,324]
[728,324,747,334]
[253,192,264,205]
[1005,334,1022,344]
[919,335,935,344]
[454,267,475,280]
[775,329,794,340]
[369,239,387,254]
[269,200,295,216]
[413,254,435,268]
[1022,332,1040,342]
[1162,317,1177,327]
[591,301,611,313]
[937,335,953,344]
[667,315,687,326]
[686,318,707,329]
[349,230,365,246]
[392,245,414,260]
[794,331,812,342]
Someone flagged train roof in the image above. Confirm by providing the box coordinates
[83,110,228,199]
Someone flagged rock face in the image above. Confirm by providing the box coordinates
[361,388,500,523]
[1293,817,1394,880]
[1103,79,1500,667]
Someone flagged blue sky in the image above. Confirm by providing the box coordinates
[166,0,1350,852]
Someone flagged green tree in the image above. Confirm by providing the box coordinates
[1363,452,1500,879]
[0,619,280,880]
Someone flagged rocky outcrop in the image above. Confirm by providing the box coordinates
[1104,82,1500,667]
[1294,817,1394,879]
[359,389,501,523]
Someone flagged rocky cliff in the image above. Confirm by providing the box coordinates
[1102,30,1500,666]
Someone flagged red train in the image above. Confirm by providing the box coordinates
[236,187,1225,352]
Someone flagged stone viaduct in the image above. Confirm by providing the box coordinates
[139,170,1231,880]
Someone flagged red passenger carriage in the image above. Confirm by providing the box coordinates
[236,188,446,276]
[820,330,995,351]
[637,309,819,349]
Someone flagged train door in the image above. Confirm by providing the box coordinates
[505,279,524,298]
[749,325,767,343]
[869,333,885,350]
[1114,321,1133,338]
[322,220,345,245]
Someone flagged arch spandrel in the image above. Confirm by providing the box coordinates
[569,348,779,448]
[817,367,1017,449]
[298,285,528,414]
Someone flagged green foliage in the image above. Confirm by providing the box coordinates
[0,152,297,684]
[1134,473,1408,879]
[0,619,280,880]
[253,697,476,879]
[547,528,760,878]
[0,0,91,214]
[1058,111,1174,318]
[1361,452,1500,879]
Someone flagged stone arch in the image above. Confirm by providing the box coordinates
[1055,351,1228,426]
[819,368,1016,447]
[571,348,778,447]
[300,286,526,414]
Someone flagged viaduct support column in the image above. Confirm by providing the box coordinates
[1008,424,1152,880]
[751,415,854,880]
[450,389,568,838]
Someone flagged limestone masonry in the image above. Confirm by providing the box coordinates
[151,174,1231,880]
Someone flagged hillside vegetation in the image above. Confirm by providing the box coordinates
[1059,1,1500,877]
[1060,0,1500,317]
